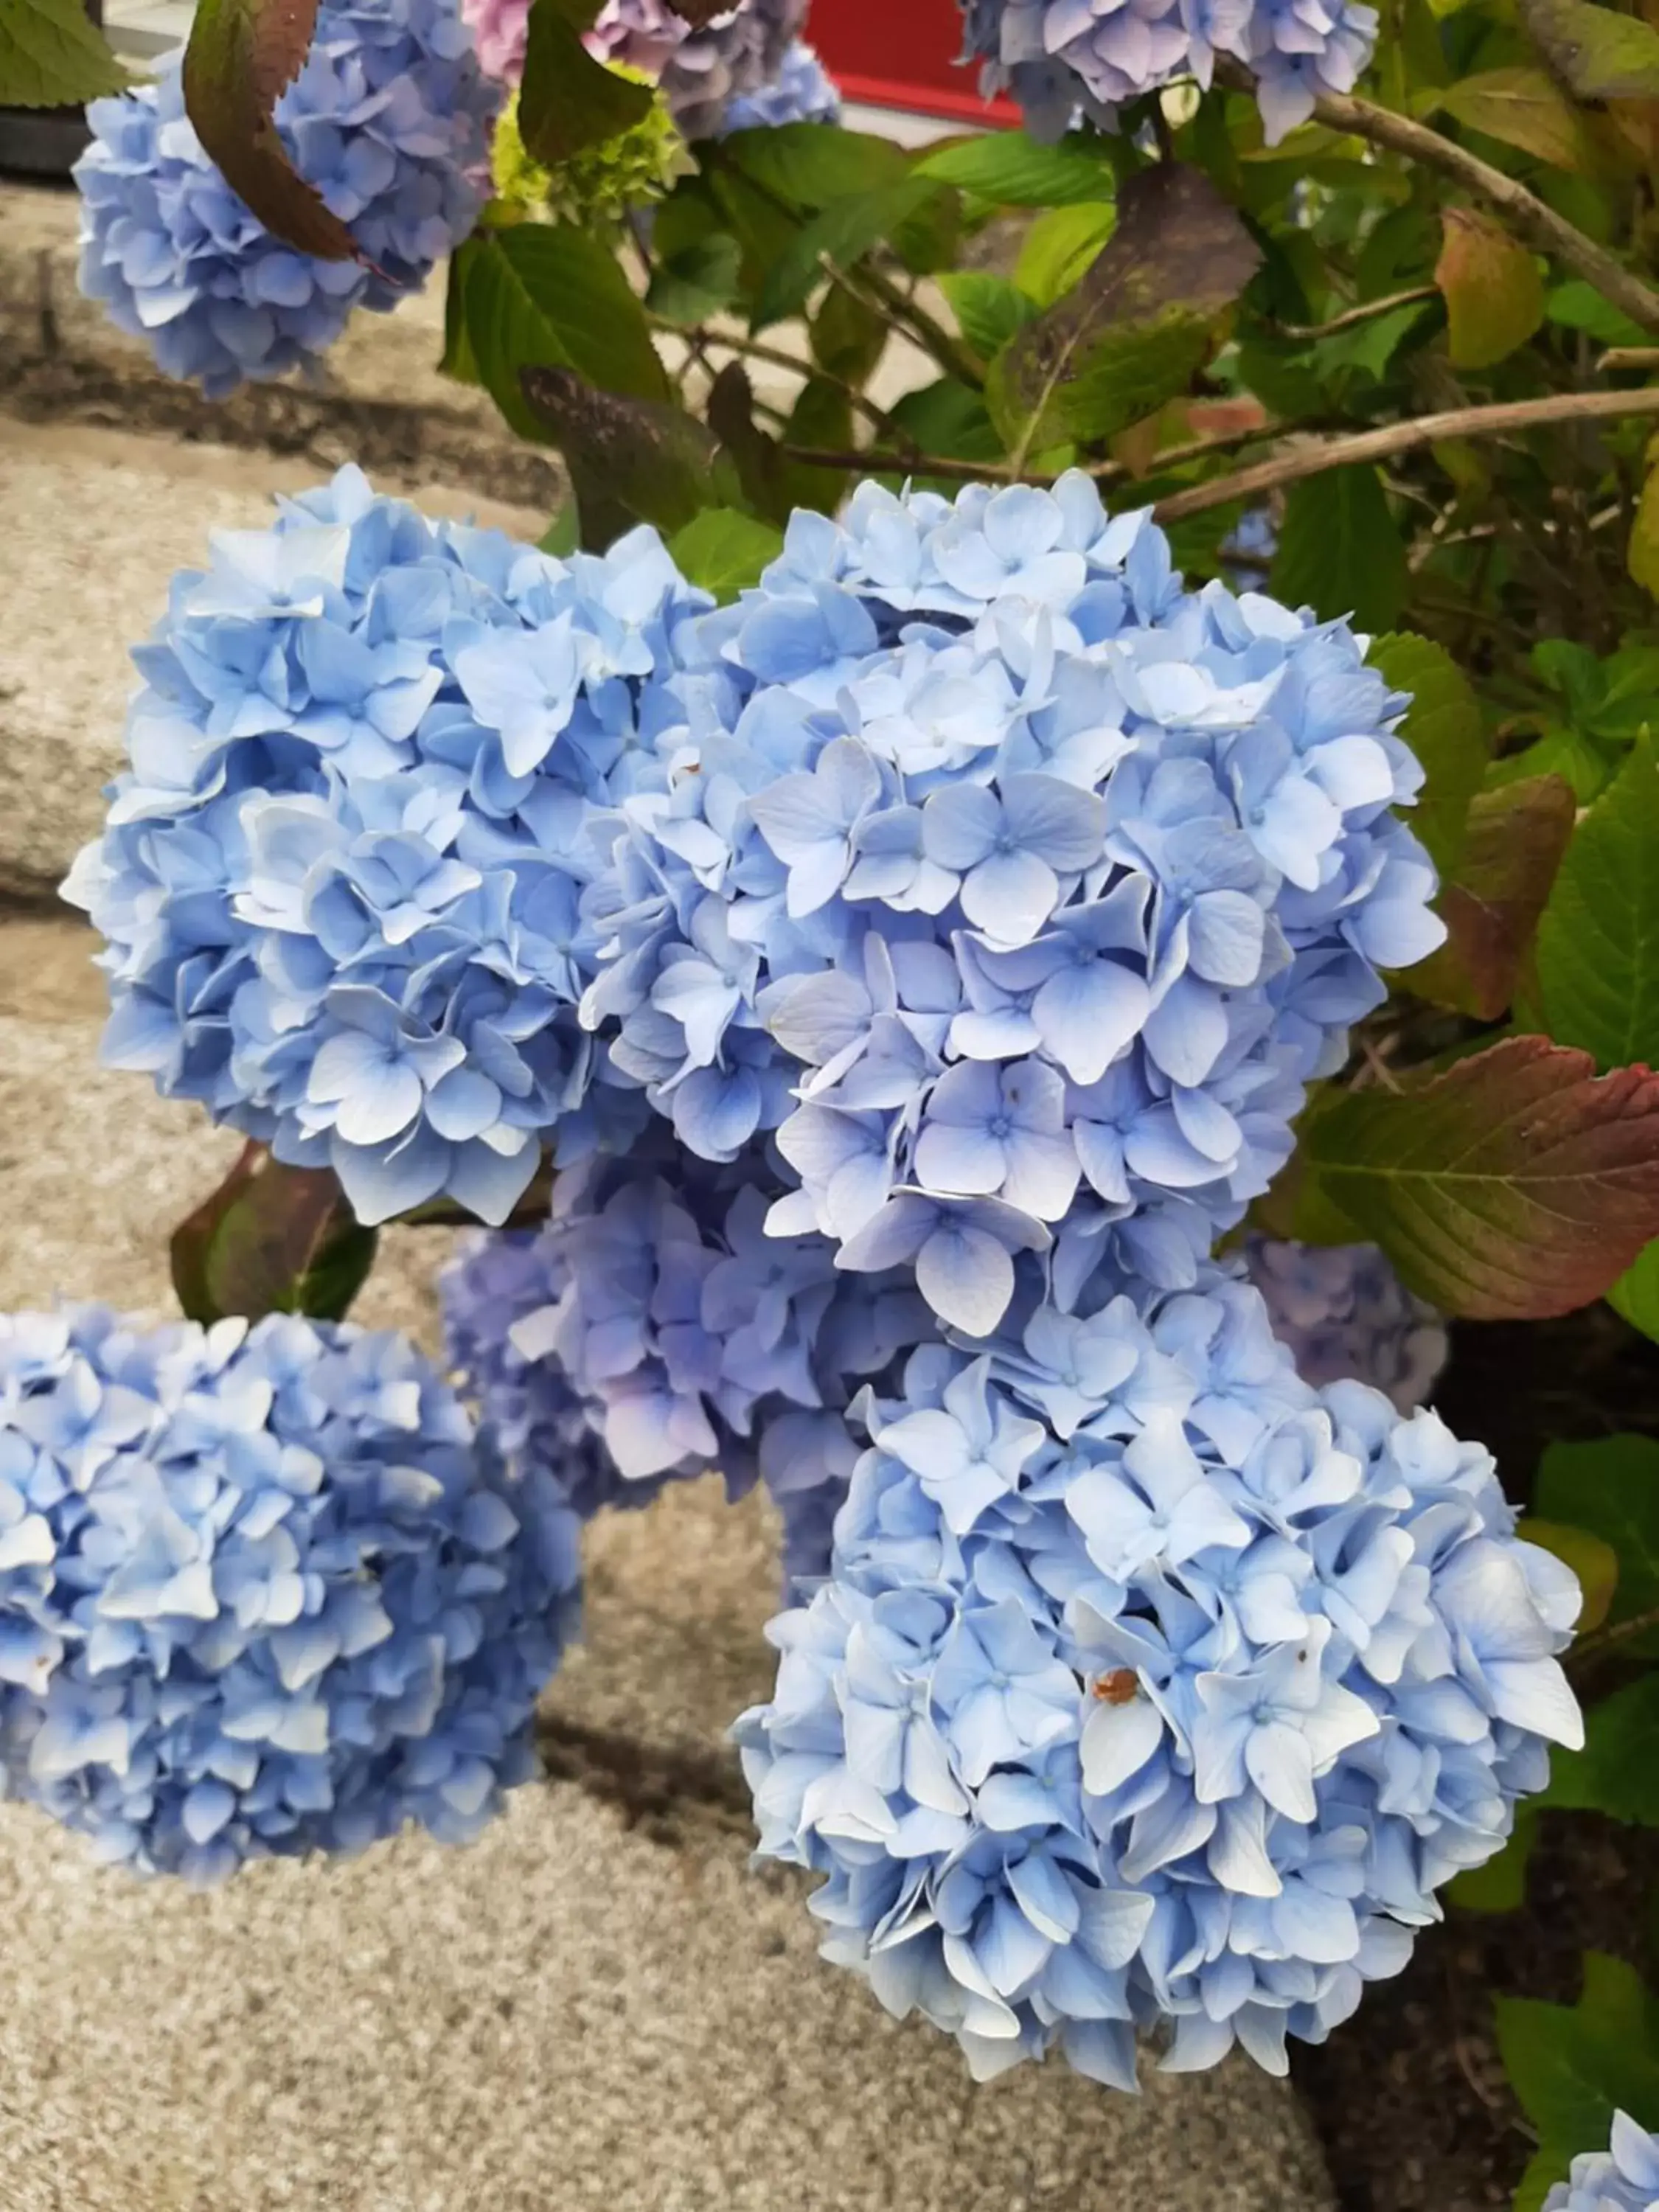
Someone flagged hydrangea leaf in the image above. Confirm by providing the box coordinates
[1366,632,1489,875]
[181,0,358,261]
[1435,206,1546,371]
[939,272,1040,364]
[986,164,1262,462]
[1545,1677,1659,1821]
[810,282,887,385]
[464,222,669,442]
[1302,1036,1659,1318]
[518,0,653,166]
[439,242,482,387]
[753,175,942,328]
[1520,0,1659,97]
[644,234,744,327]
[1548,279,1649,347]
[668,508,784,602]
[172,1141,378,1326]
[1537,1433,1659,1649]
[1433,67,1602,173]
[1630,460,1659,599]
[914,130,1117,207]
[1411,776,1576,1020]
[1015,201,1117,307]
[1271,465,1408,632]
[520,364,724,541]
[1609,1238,1659,1342]
[1537,737,1659,1070]
[714,121,908,208]
[1495,1956,1659,2211]
[0,0,130,106]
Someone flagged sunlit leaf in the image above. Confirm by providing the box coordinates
[1537,736,1659,1070]
[0,0,129,105]
[1522,0,1659,98]
[1435,66,1602,170]
[1436,206,1545,369]
[1015,201,1117,307]
[937,271,1039,362]
[668,508,783,600]
[1609,1238,1659,1341]
[914,128,1115,206]
[1367,631,1489,874]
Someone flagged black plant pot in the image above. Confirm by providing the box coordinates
[0,0,103,179]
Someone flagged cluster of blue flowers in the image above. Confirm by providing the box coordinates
[584,473,1443,1337]
[64,466,706,1227]
[958,0,1378,145]
[735,1264,1582,2084]
[717,40,843,132]
[1245,1236,1447,1415]
[1545,2115,1659,2212]
[441,1135,933,1592]
[660,0,810,140]
[74,0,495,400]
[0,1306,579,1881]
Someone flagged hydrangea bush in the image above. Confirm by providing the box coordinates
[1543,2115,1659,2212]
[14,0,1659,2174]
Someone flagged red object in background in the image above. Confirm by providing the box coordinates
[813,0,1020,122]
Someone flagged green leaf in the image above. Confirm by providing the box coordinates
[1271,466,1407,633]
[1496,1955,1659,2209]
[810,282,886,384]
[171,1142,378,1327]
[439,241,481,386]
[1521,0,1659,98]
[1548,279,1649,348]
[465,223,668,440]
[0,0,129,105]
[644,234,745,327]
[714,122,908,209]
[520,366,722,542]
[1537,737,1659,1071]
[883,378,1005,476]
[1312,297,1439,383]
[1366,632,1489,875]
[1537,1433,1659,1647]
[1412,776,1576,1020]
[538,501,580,556]
[182,0,356,261]
[913,129,1115,206]
[986,163,1261,462]
[937,272,1040,364]
[1015,202,1117,308]
[1631,464,1659,601]
[1435,206,1545,370]
[1609,1239,1659,1342]
[518,0,653,165]
[1548,1677,1659,1822]
[1446,1804,1538,1913]
[752,175,940,328]
[779,372,853,516]
[1300,1036,1659,1319]
[667,507,783,601]
[1434,66,1601,170]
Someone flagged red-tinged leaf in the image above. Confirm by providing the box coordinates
[1435,206,1545,371]
[1301,1036,1659,1319]
[182,0,358,262]
[1411,775,1577,1018]
[172,1141,378,1326]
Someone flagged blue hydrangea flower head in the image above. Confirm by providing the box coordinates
[736,1267,1581,2084]
[1245,1235,1447,1413]
[441,1137,936,1592]
[957,0,1377,145]
[1545,2115,1659,2212]
[662,0,809,139]
[582,470,1444,1335]
[65,467,703,1228]
[717,39,842,131]
[75,0,495,399]
[0,1305,580,1881]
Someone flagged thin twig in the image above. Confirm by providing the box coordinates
[654,316,905,442]
[1567,1601,1659,1674]
[1276,285,1439,341]
[1151,388,1659,523]
[1216,60,1659,338]
[776,415,1311,487]
[1599,346,1659,374]
[835,255,987,394]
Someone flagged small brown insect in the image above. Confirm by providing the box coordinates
[1093,1668,1140,1706]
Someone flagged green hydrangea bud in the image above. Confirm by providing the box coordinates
[489,67,684,233]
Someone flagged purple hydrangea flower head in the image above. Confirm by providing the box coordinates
[717,38,841,131]
[63,467,703,1228]
[1545,2115,1659,2212]
[74,0,495,400]
[737,1267,1582,2084]
[462,0,692,88]
[582,470,1444,1335]
[957,0,1377,145]
[0,1305,580,1881]
[1245,1236,1447,1413]
[663,0,809,138]
[440,1135,936,1591]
